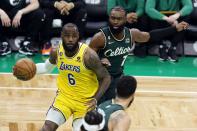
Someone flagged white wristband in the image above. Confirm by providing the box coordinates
[36,59,55,74]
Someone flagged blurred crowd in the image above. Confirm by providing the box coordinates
[0,0,195,61]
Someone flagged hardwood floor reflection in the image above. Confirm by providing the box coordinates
[0,74,197,131]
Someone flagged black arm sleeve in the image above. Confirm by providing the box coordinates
[149,26,177,43]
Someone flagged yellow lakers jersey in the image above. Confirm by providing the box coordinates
[56,43,99,102]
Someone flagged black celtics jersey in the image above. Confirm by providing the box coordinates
[98,100,124,130]
[99,27,134,76]
[0,0,28,12]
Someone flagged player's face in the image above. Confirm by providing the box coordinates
[61,26,79,52]
[109,10,126,34]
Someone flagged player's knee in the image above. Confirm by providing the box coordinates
[41,120,58,131]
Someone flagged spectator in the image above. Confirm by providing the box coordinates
[98,76,137,131]
[89,6,188,104]
[39,0,87,55]
[107,0,149,57]
[0,0,44,56]
[79,76,137,131]
[28,23,111,131]
[146,0,193,62]
[107,0,148,31]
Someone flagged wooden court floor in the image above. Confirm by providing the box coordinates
[0,73,197,131]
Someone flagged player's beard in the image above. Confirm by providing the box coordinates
[109,22,125,35]
[63,42,79,52]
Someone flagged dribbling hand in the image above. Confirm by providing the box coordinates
[85,98,97,111]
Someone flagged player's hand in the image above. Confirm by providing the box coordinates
[0,10,11,27]
[127,12,137,23]
[101,58,111,67]
[12,10,23,28]
[85,98,97,111]
[175,21,189,32]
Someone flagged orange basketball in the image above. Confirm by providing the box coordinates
[13,58,36,81]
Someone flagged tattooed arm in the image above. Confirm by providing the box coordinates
[84,47,111,102]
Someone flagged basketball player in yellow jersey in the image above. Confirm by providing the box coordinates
[35,23,111,131]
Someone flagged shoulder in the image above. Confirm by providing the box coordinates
[108,111,131,131]
[91,31,105,42]
[89,31,106,50]
[84,46,98,58]
[98,100,111,109]
[110,110,128,120]
[84,47,100,69]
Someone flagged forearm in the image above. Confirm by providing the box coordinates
[36,59,56,74]
[146,8,165,20]
[0,8,5,16]
[136,9,143,17]
[136,0,145,17]
[19,0,39,15]
[94,75,111,101]
[179,0,193,16]
[145,0,165,20]
[149,26,177,42]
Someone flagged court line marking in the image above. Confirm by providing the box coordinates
[130,128,197,130]
[1,72,197,79]
[137,90,197,94]
[0,87,57,90]
[0,86,197,95]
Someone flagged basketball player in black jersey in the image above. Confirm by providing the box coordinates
[89,6,188,104]
[80,76,137,131]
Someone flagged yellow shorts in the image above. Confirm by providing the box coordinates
[52,92,89,120]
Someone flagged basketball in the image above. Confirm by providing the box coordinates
[13,58,36,81]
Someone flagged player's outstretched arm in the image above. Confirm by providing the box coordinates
[89,32,111,67]
[131,21,188,43]
[36,48,57,74]
[84,47,111,104]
